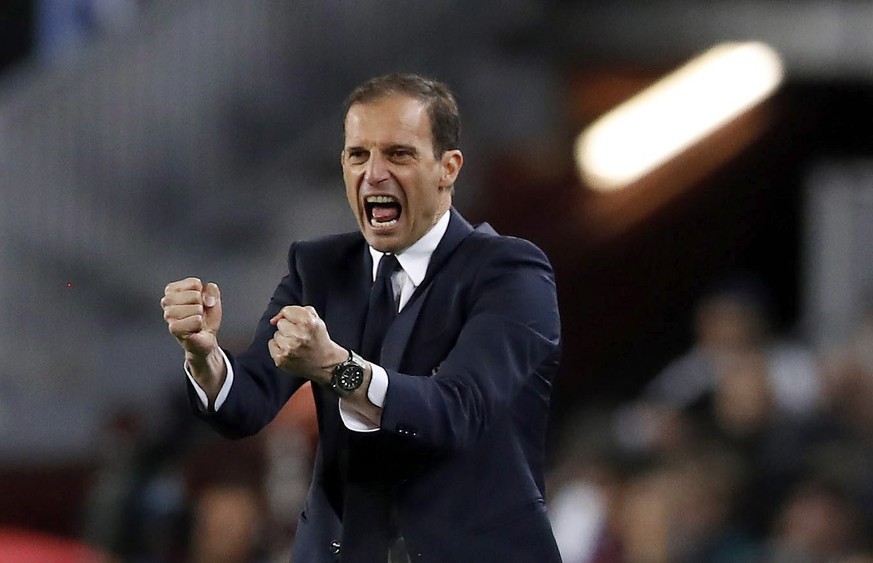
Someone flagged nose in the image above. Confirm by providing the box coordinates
[364,153,389,186]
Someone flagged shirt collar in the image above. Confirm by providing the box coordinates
[368,209,450,286]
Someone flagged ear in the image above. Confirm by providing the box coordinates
[339,149,345,167]
[438,149,464,189]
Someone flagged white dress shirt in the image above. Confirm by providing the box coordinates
[187,210,450,433]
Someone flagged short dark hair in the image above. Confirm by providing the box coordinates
[344,73,461,158]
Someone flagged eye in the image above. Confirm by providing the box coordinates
[346,150,368,164]
[389,149,414,162]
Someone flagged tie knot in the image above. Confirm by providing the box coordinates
[375,253,400,283]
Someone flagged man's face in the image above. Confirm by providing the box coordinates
[342,95,462,253]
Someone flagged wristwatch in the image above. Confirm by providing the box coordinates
[330,349,366,397]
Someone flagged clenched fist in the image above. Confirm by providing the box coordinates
[268,305,346,385]
[161,277,227,401]
[161,277,223,357]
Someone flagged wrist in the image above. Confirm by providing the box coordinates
[185,346,225,387]
[186,346,219,367]
[323,343,352,370]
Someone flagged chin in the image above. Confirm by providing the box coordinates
[362,233,396,253]
[362,224,406,251]
[372,241,402,254]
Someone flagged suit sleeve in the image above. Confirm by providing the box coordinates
[378,237,561,453]
[187,242,310,439]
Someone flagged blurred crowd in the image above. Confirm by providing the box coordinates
[549,274,873,563]
[72,382,319,563]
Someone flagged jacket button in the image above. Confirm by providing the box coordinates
[329,540,341,555]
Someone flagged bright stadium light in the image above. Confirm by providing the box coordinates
[575,42,785,192]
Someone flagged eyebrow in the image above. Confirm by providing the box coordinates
[384,143,418,154]
[344,143,419,155]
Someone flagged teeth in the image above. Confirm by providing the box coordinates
[370,218,398,228]
[365,195,400,229]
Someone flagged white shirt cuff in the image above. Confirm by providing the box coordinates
[338,363,389,432]
[184,349,234,411]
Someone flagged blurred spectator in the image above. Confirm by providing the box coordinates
[186,482,266,563]
[612,274,822,469]
[644,273,821,420]
[181,433,268,562]
[259,382,318,561]
[80,408,153,557]
[80,390,216,562]
[710,350,774,442]
[616,444,756,563]
[800,301,873,541]
[550,418,759,563]
[548,408,628,563]
[819,301,873,437]
[78,379,318,562]
[763,478,867,563]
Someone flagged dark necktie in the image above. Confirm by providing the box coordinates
[343,253,410,562]
[360,253,400,363]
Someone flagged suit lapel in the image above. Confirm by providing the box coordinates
[324,240,373,354]
[419,207,475,290]
[379,208,475,371]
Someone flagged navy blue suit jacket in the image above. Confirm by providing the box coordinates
[193,208,562,562]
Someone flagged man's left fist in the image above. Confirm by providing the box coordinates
[268,305,345,384]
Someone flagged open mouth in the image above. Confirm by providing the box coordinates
[364,195,402,229]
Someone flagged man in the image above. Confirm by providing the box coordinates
[161,73,562,562]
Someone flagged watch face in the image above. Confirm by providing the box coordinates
[338,364,364,391]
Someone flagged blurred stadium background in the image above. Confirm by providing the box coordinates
[3,1,873,561]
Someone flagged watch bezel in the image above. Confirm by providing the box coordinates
[330,349,365,396]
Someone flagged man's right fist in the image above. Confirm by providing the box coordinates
[161,277,223,358]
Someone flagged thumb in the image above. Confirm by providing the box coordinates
[202,282,222,334]
[203,282,221,308]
